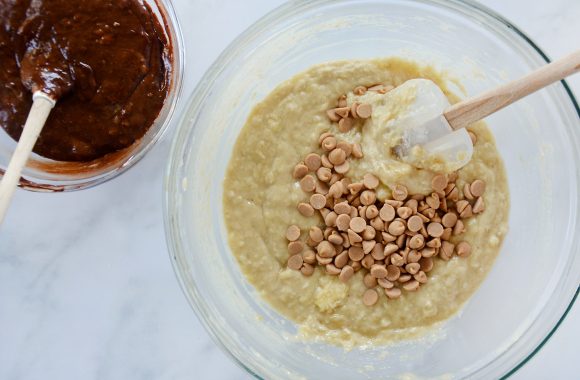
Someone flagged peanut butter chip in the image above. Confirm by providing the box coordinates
[377,278,394,289]
[409,234,424,250]
[379,204,396,222]
[317,241,336,258]
[334,161,350,174]
[329,148,346,166]
[327,182,343,198]
[384,243,399,256]
[455,200,469,213]
[419,257,434,272]
[337,141,353,157]
[287,254,303,270]
[460,204,473,219]
[403,280,420,292]
[385,287,401,299]
[297,202,314,217]
[335,214,351,231]
[339,265,354,283]
[392,184,408,201]
[348,229,363,244]
[442,212,458,228]
[304,153,321,171]
[427,222,444,238]
[334,107,350,119]
[386,265,401,281]
[363,273,378,288]
[334,201,351,215]
[353,86,367,95]
[456,241,472,257]
[361,255,375,270]
[426,194,440,210]
[371,243,386,260]
[338,117,353,133]
[414,271,428,284]
[328,233,343,245]
[360,190,376,206]
[316,167,332,182]
[293,163,309,179]
[453,219,465,235]
[391,253,404,266]
[363,173,379,189]
[326,109,340,122]
[318,131,332,144]
[309,194,326,210]
[349,217,367,233]
[463,183,474,200]
[397,207,412,219]
[365,205,379,220]
[398,274,412,283]
[301,263,315,276]
[440,241,454,260]
[286,225,301,241]
[324,211,337,226]
[441,227,452,241]
[473,196,485,214]
[363,289,379,306]
[350,102,360,119]
[407,250,422,263]
[421,247,436,258]
[362,240,376,254]
[300,175,316,192]
[348,246,364,261]
[288,241,304,255]
[407,215,423,232]
[326,264,341,275]
[388,220,406,236]
[334,251,349,268]
[470,179,486,197]
[431,174,448,192]
[405,263,420,275]
[302,250,316,265]
[352,143,364,158]
[321,136,337,151]
[370,264,388,279]
[321,154,333,169]
[309,226,323,243]
[356,103,372,119]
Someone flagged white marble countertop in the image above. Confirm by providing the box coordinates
[2,0,578,379]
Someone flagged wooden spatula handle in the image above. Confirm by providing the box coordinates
[0,92,55,224]
[444,50,580,130]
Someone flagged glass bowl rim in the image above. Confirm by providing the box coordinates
[163,0,580,378]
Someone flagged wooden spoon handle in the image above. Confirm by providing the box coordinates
[0,92,55,224]
[444,50,580,130]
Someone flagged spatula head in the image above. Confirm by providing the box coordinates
[20,40,73,100]
[394,79,473,172]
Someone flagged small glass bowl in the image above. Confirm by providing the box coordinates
[165,0,580,379]
[0,0,184,192]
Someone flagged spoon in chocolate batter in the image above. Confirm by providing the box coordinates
[0,40,73,223]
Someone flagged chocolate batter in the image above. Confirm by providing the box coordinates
[0,0,171,162]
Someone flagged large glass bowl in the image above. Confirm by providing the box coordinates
[0,0,184,192]
[164,0,580,378]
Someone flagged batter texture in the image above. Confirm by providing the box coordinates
[223,58,509,347]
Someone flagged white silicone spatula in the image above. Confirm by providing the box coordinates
[396,50,580,170]
[0,42,72,225]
